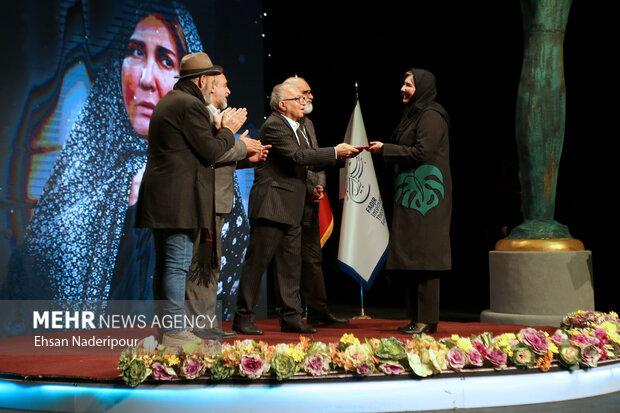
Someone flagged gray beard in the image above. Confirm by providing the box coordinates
[216,96,228,110]
[304,102,313,114]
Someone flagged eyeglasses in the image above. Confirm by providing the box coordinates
[282,96,307,103]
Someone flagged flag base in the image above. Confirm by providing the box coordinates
[352,308,372,320]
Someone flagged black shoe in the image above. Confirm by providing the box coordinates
[397,321,416,334]
[222,329,237,339]
[280,320,317,334]
[397,321,437,335]
[232,321,264,335]
[307,312,350,326]
[193,327,238,340]
[193,328,221,340]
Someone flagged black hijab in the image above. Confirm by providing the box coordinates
[392,68,449,142]
[14,1,203,302]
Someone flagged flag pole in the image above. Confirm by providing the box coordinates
[351,80,371,320]
[353,286,371,319]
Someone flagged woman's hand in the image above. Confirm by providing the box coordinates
[368,141,384,154]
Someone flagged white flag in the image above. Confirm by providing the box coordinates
[337,101,389,289]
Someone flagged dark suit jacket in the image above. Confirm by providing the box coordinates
[249,112,338,226]
[135,81,234,229]
[300,117,327,223]
[214,139,247,214]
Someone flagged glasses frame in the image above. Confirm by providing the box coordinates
[281,95,307,103]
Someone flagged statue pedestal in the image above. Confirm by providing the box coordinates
[480,251,594,326]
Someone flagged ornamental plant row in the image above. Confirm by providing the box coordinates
[117,310,619,387]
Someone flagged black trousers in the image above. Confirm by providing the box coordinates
[234,218,303,324]
[398,270,441,324]
[300,208,329,315]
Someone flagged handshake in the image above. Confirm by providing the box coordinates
[335,143,360,159]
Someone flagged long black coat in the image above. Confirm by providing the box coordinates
[135,81,234,229]
[382,70,452,271]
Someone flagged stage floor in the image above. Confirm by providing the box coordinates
[1,317,619,412]
[0,318,559,380]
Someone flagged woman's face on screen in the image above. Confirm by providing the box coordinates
[121,14,180,137]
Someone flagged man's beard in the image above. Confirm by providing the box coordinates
[218,97,228,110]
[304,101,313,114]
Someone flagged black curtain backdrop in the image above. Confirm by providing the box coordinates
[261,1,617,318]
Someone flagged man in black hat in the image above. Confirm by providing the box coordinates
[136,52,247,347]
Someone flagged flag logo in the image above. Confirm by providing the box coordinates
[337,101,389,289]
[346,157,371,204]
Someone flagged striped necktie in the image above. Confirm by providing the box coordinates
[297,126,311,148]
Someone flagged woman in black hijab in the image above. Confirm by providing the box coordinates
[369,68,452,334]
[5,2,250,315]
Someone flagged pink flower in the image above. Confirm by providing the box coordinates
[520,328,549,355]
[485,349,507,369]
[378,362,405,375]
[151,362,176,380]
[181,356,206,380]
[472,339,489,358]
[355,361,374,376]
[239,354,267,379]
[580,344,601,368]
[468,348,484,366]
[447,347,467,371]
[302,354,330,376]
[571,333,590,346]
[551,330,568,346]
[594,328,608,345]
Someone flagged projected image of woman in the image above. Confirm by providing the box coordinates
[122,15,181,138]
[7,3,206,301]
[121,13,183,206]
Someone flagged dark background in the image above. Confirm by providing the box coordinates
[261,0,617,318]
[0,0,615,318]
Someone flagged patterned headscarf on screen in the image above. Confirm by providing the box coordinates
[15,1,204,301]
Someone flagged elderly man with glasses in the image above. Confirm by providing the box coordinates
[233,82,359,335]
[283,76,350,327]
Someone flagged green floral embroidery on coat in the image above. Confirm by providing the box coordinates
[394,165,444,215]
